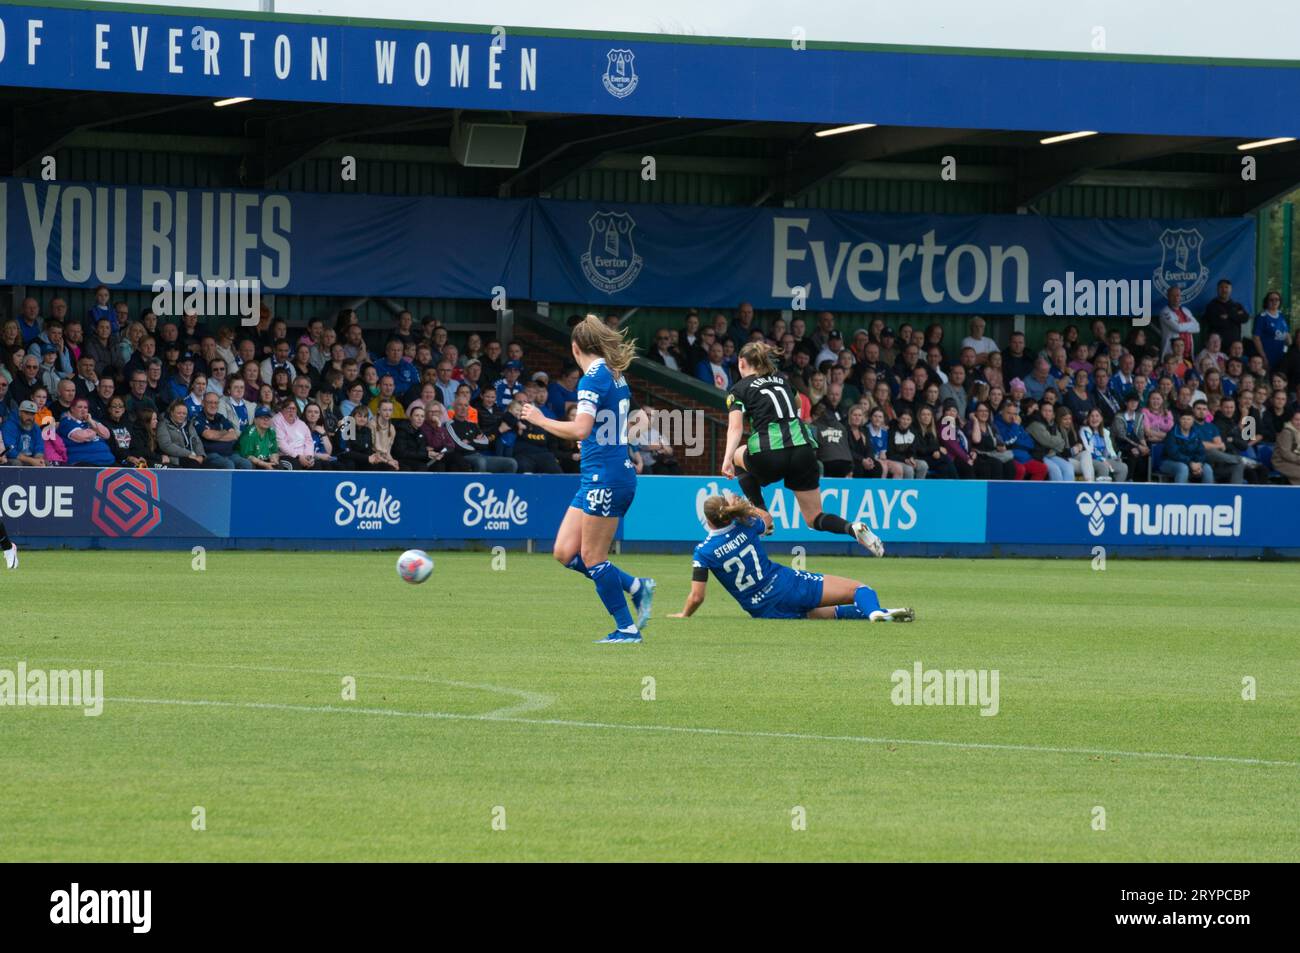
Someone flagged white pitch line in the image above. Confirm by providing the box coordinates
[27,656,555,720]
[104,696,1300,769]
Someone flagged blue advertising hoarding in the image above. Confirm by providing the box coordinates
[2,468,1296,553]
[1,3,1300,138]
[622,476,987,544]
[984,481,1300,549]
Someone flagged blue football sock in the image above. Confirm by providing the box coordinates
[570,554,637,594]
[834,604,865,620]
[587,561,637,630]
[853,585,882,617]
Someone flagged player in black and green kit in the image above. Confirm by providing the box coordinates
[721,341,884,556]
[0,517,17,570]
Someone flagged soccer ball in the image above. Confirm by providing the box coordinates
[396,549,434,584]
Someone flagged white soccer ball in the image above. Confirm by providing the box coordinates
[397,549,434,584]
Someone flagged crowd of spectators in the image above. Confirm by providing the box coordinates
[647,283,1300,484]
[0,294,691,474]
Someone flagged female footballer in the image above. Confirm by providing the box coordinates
[519,316,655,644]
[722,341,884,556]
[668,494,912,622]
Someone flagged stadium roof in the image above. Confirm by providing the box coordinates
[2,1,1300,213]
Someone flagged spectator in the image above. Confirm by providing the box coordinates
[157,400,210,468]
[220,378,255,432]
[273,399,318,470]
[1161,407,1214,483]
[1109,391,1151,481]
[1253,290,1290,374]
[1192,399,1247,484]
[646,329,683,371]
[392,405,443,471]
[813,402,854,477]
[301,402,338,469]
[914,405,956,479]
[1159,286,1200,358]
[1201,278,1251,346]
[1025,403,1074,482]
[960,316,999,364]
[129,406,164,468]
[867,407,903,478]
[8,353,42,407]
[964,402,1018,480]
[994,402,1047,480]
[1279,329,1300,389]
[887,409,928,479]
[17,298,43,346]
[237,407,285,470]
[2,400,45,466]
[1196,332,1228,376]
[194,392,249,469]
[1022,358,1056,401]
[1079,407,1128,481]
[492,360,524,406]
[102,396,140,466]
[373,337,420,395]
[1062,369,1095,421]
[1054,408,1093,481]
[58,397,116,466]
[546,365,581,420]
[1092,368,1122,424]
[1214,396,1268,484]
[1273,408,1300,485]
[1142,391,1174,445]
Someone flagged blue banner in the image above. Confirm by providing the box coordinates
[985,482,1300,549]
[2,177,1255,316]
[531,202,1256,315]
[2,4,1300,138]
[0,178,532,297]
[622,476,987,543]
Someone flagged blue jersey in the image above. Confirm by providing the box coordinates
[576,358,635,483]
[693,517,804,616]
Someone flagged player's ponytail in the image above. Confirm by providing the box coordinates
[701,493,760,528]
[571,314,637,374]
[738,340,779,377]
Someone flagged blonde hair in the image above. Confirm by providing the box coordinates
[572,314,636,374]
[738,340,779,377]
[700,493,760,529]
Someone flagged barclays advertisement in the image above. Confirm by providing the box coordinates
[621,476,987,544]
[1,176,1254,317]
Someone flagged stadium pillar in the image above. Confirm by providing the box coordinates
[1282,203,1294,311]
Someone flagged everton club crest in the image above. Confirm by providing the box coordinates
[581,211,643,294]
[603,49,639,99]
[1152,227,1209,302]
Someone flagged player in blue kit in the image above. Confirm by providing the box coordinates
[519,315,655,643]
[668,494,912,623]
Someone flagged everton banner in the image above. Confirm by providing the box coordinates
[1,177,1254,315]
[529,201,1256,315]
[0,178,532,298]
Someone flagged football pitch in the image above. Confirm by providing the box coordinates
[2,549,1296,862]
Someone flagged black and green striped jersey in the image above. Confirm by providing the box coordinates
[726,373,815,455]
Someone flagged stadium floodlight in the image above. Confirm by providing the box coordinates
[1039,130,1098,145]
[814,123,877,137]
[213,97,254,107]
[1236,137,1295,150]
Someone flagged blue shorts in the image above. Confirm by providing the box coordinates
[750,569,825,619]
[570,477,637,518]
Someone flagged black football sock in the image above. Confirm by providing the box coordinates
[813,512,853,536]
[736,471,767,511]
[0,519,10,549]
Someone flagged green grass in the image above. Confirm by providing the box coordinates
[1,550,1297,862]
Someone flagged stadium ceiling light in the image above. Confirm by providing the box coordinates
[1039,130,1098,145]
[213,97,254,107]
[815,123,877,138]
[1236,137,1295,150]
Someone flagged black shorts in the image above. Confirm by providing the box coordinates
[743,444,821,492]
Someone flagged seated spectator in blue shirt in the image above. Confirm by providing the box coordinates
[1160,407,1214,483]
[194,392,251,469]
[372,338,422,395]
[57,397,116,466]
[2,400,46,466]
[87,285,118,334]
[546,365,581,420]
[164,352,197,402]
[494,360,525,405]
